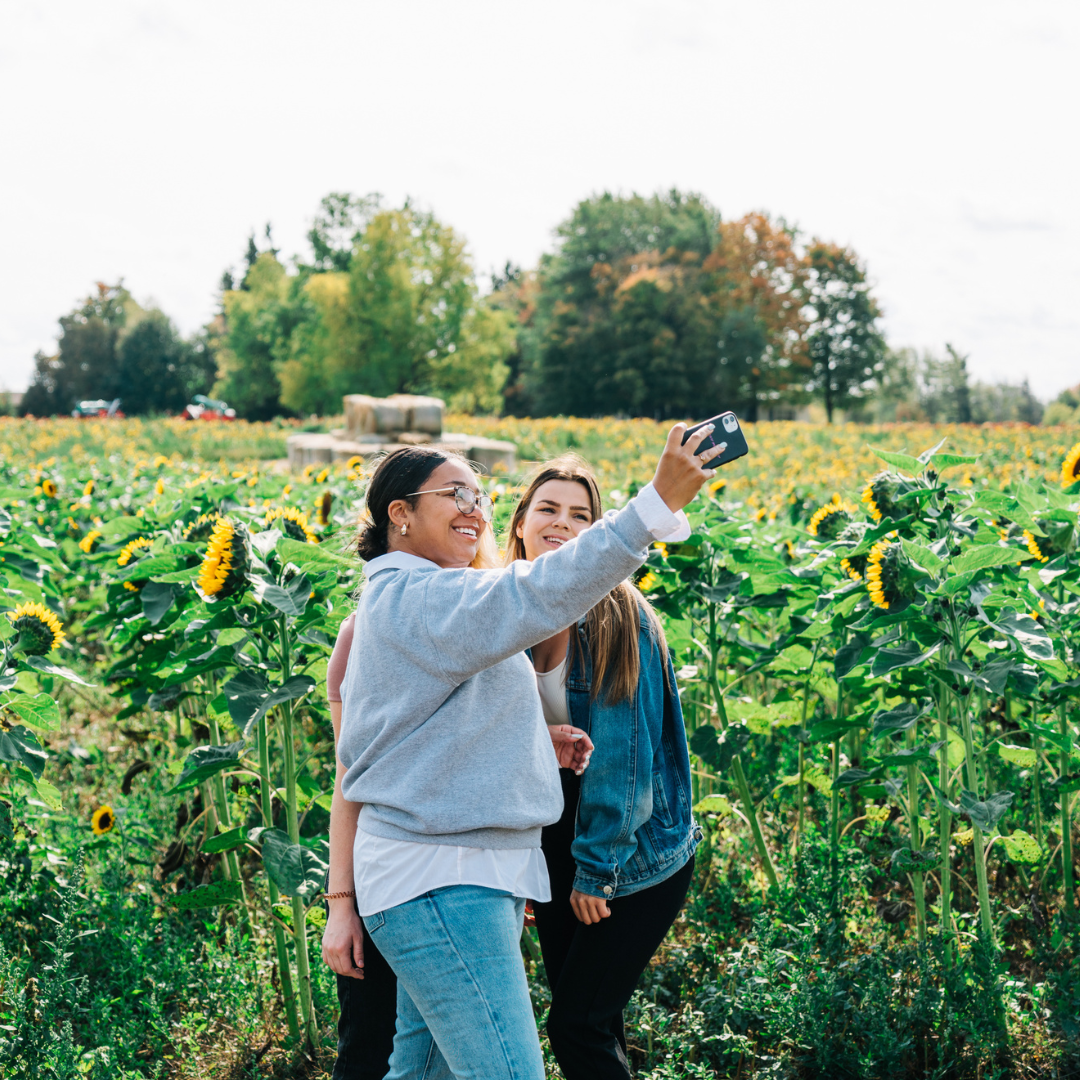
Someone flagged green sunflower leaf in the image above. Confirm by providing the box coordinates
[169,742,244,794]
[24,655,95,687]
[5,692,61,731]
[252,827,328,899]
[171,880,243,911]
[0,725,47,779]
[868,448,922,474]
[1001,830,1042,865]
[997,743,1037,769]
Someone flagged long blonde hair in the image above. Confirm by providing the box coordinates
[504,454,667,704]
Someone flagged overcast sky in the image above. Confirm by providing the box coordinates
[1,0,1077,400]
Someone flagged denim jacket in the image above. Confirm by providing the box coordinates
[564,609,700,900]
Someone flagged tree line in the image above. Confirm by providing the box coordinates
[21,190,1066,423]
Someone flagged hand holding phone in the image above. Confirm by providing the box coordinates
[681,412,748,469]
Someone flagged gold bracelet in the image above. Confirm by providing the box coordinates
[323,889,356,900]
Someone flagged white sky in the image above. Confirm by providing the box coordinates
[1,0,1077,400]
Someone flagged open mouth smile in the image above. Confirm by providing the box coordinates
[453,526,478,539]
[542,535,567,548]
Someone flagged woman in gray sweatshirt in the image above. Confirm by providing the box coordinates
[322,422,721,1080]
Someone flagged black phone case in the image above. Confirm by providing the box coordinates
[681,412,749,468]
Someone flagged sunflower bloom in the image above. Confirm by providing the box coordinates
[183,512,222,543]
[637,572,658,594]
[840,558,863,582]
[317,491,333,526]
[78,529,103,555]
[861,472,903,524]
[265,506,318,544]
[83,479,95,497]
[808,501,853,539]
[1023,531,1048,563]
[7,601,65,653]
[1062,443,1080,488]
[41,478,58,498]
[866,540,893,609]
[91,806,116,835]
[117,537,153,566]
[197,518,249,600]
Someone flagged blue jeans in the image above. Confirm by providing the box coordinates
[363,886,545,1080]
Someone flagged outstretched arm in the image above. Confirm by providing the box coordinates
[421,423,720,685]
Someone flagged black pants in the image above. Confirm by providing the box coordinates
[331,923,397,1080]
[533,769,695,1080]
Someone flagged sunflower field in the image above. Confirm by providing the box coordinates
[0,415,1078,1079]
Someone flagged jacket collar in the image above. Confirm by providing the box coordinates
[363,551,441,576]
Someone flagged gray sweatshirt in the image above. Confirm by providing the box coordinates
[338,498,656,849]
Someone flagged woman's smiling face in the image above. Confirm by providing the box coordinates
[516,478,595,561]
[388,460,489,568]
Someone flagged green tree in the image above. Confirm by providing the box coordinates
[920,344,973,423]
[804,243,886,422]
[524,190,721,416]
[276,202,509,414]
[114,312,215,415]
[527,197,808,420]
[22,284,212,416]
[213,254,300,420]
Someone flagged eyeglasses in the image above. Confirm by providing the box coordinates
[406,485,494,523]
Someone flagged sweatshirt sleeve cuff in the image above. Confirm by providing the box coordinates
[632,482,692,543]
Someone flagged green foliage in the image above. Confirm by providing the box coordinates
[21,285,215,418]
[215,196,515,417]
[519,192,817,420]
[804,241,887,422]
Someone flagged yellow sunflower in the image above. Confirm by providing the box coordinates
[637,571,659,594]
[808,500,853,539]
[83,479,95,497]
[91,806,116,835]
[866,540,892,609]
[840,558,863,582]
[1023,531,1048,563]
[182,512,222,543]
[1062,442,1080,488]
[317,491,333,526]
[7,601,65,654]
[197,518,249,599]
[117,537,153,566]
[41,478,58,498]
[78,529,103,555]
[265,506,318,544]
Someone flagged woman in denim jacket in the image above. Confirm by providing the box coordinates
[507,455,701,1080]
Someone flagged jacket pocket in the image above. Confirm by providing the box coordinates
[651,774,673,826]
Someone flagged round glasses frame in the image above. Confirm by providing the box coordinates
[405,485,494,523]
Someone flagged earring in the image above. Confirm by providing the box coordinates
[400,523,407,536]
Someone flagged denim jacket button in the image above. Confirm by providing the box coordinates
[603,885,613,896]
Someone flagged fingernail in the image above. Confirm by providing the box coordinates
[717,442,727,451]
[703,424,716,433]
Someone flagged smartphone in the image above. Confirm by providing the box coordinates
[681,412,749,469]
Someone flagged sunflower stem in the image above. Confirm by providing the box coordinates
[707,604,778,891]
[279,615,318,1048]
[258,707,299,1041]
[905,719,927,945]
[936,679,953,969]
[1060,701,1075,914]
[961,692,994,945]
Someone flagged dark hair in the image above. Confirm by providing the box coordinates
[355,446,456,561]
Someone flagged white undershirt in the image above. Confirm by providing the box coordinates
[535,654,570,726]
[353,482,690,918]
